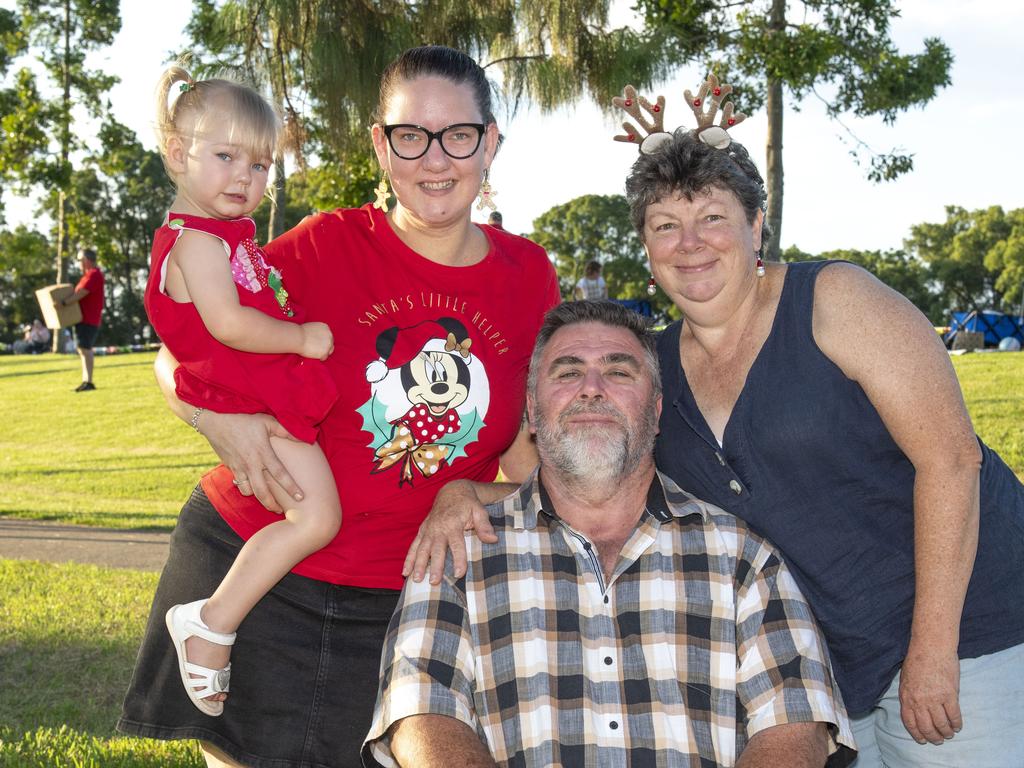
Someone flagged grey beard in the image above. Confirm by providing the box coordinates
[534,400,658,488]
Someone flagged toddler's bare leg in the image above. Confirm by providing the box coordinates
[202,741,249,767]
[185,440,339,701]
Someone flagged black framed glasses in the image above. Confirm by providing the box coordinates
[382,123,486,160]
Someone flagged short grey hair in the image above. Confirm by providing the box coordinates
[527,301,661,398]
[624,129,770,257]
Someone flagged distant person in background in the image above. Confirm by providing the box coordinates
[486,210,504,230]
[60,248,105,391]
[573,259,608,300]
[27,319,50,353]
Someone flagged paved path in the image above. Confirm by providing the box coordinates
[0,517,170,572]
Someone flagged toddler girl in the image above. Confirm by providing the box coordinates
[144,65,340,717]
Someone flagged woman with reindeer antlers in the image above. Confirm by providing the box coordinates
[408,75,1024,767]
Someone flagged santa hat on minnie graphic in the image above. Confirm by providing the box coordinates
[364,317,490,426]
[365,318,474,384]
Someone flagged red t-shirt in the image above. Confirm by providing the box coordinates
[202,205,561,589]
[75,267,104,325]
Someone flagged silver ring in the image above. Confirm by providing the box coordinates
[232,477,248,486]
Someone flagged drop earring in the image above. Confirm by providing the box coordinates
[476,169,498,211]
[647,275,657,296]
[755,253,766,277]
[372,172,391,212]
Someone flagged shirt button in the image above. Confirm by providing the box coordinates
[603,595,609,604]
[610,720,619,730]
[729,479,742,495]
[604,656,613,665]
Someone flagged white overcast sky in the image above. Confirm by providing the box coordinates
[5,0,1023,255]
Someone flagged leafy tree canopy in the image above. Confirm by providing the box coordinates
[185,0,679,157]
[638,0,952,136]
[0,224,51,337]
[906,205,1024,314]
[782,244,943,322]
[529,193,678,318]
[0,0,122,288]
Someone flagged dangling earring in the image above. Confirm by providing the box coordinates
[476,169,497,212]
[372,172,391,212]
[755,253,766,277]
[647,275,657,296]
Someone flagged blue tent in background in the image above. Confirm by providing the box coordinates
[613,299,654,318]
[944,310,1024,347]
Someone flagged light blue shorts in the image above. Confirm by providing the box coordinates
[849,642,1024,767]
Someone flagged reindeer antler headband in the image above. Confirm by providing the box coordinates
[613,74,747,153]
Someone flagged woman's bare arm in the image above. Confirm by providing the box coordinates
[154,345,303,512]
[401,478,515,584]
[813,262,980,746]
[497,418,539,483]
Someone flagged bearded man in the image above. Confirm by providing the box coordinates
[362,301,856,768]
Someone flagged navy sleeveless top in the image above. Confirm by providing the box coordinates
[655,260,1024,715]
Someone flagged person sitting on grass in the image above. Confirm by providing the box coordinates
[27,320,50,354]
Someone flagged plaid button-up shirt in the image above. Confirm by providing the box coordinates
[364,471,856,767]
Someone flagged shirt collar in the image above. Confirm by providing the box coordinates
[513,467,708,530]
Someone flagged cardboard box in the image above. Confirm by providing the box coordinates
[35,283,82,329]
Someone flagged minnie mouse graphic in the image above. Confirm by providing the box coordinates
[359,318,490,487]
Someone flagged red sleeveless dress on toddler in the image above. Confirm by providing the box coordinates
[144,214,337,443]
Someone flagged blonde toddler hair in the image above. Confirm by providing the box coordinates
[155,64,280,180]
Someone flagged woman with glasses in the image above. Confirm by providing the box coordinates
[118,45,559,768]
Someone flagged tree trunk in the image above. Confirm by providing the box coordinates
[266,18,288,244]
[57,0,71,281]
[764,0,786,263]
[52,190,66,353]
[269,152,286,242]
[52,0,72,353]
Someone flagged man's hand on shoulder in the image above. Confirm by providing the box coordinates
[402,479,503,585]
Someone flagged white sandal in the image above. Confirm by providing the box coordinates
[165,599,237,717]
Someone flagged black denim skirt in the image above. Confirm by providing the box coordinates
[117,486,400,768]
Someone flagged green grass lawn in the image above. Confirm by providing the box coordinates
[0,560,202,765]
[0,354,212,763]
[0,352,216,529]
[952,352,1024,474]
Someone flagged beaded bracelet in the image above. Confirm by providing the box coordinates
[189,407,205,433]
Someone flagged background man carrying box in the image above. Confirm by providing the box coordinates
[60,248,105,391]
